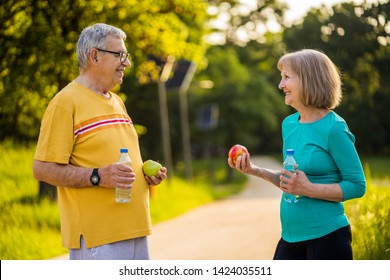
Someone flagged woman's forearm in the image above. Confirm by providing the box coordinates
[250,166,282,188]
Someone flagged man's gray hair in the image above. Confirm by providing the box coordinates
[77,23,126,71]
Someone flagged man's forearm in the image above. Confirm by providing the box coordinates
[33,160,92,188]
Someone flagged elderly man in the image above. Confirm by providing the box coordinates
[33,23,167,260]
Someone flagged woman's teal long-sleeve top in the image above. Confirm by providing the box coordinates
[281,111,366,242]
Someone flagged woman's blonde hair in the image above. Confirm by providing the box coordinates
[277,49,342,109]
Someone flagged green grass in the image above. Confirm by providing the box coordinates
[150,158,246,224]
[345,164,390,260]
[0,141,67,259]
[0,141,388,260]
[150,178,214,223]
[0,198,67,259]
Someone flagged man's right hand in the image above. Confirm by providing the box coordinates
[99,164,135,189]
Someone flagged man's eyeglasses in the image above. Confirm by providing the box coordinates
[95,48,130,63]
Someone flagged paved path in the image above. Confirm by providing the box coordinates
[51,156,282,260]
[149,156,282,260]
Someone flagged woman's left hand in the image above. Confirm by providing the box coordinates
[279,169,311,196]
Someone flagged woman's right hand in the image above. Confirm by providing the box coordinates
[228,153,255,175]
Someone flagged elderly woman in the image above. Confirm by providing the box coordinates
[228,49,366,260]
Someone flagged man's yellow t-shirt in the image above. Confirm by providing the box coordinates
[34,81,152,249]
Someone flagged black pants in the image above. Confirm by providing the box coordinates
[273,225,353,260]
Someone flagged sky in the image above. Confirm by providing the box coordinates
[280,0,379,24]
[206,0,381,44]
[282,0,345,23]
[239,0,380,23]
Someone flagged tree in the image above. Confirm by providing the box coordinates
[0,0,209,199]
[189,44,286,158]
[206,0,288,46]
[0,0,209,143]
[281,1,390,155]
[0,0,80,141]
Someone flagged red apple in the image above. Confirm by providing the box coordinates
[228,144,248,164]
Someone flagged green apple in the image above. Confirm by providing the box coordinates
[142,160,162,177]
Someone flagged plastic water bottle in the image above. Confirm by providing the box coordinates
[283,149,299,203]
[115,148,132,203]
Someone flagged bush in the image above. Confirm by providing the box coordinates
[345,164,390,260]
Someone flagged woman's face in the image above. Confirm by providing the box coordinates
[278,64,302,109]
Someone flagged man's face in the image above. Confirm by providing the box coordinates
[96,35,131,91]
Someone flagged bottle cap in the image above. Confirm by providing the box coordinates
[286,149,294,155]
[120,148,128,153]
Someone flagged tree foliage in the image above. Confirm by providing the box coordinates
[0,0,208,142]
[1,0,388,161]
[282,0,390,154]
[206,0,287,46]
[187,42,287,160]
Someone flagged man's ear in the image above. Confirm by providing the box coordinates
[90,49,99,64]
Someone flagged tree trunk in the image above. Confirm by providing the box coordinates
[38,181,57,201]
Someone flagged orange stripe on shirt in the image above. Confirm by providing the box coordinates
[74,115,132,138]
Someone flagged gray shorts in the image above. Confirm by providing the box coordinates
[69,235,149,260]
